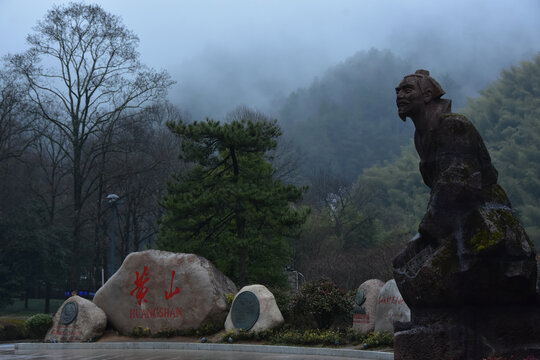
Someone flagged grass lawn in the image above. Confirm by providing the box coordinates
[0,298,65,316]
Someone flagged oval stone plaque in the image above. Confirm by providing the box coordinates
[355,289,366,306]
[231,291,260,331]
[60,301,78,325]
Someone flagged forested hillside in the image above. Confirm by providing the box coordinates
[289,52,540,287]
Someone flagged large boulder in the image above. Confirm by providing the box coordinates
[374,279,410,333]
[45,295,106,342]
[225,284,284,332]
[93,250,237,335]
[352,279,384,335]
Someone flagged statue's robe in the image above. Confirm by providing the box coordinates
[393,113,536,307]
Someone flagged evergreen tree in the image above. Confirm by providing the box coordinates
[157,111,308,287]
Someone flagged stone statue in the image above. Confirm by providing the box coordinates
[392,70,539,359]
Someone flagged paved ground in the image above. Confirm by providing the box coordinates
[2,348,376,360]
[2,343,392,360]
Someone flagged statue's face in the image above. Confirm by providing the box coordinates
[396,76,425,121]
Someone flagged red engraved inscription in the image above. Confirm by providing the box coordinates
[353,313,370,324]
[131,265,149,305]
[165,270,180,300]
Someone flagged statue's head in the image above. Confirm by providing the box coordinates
[396,69,446,121]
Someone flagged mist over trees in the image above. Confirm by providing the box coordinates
[270,50,540,288]
[274,49,466,184]
[0,1,539,308]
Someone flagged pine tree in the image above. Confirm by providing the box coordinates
[157,111,308,286]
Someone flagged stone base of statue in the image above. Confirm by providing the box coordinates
[394,304,540,359]
[392,205,539,359]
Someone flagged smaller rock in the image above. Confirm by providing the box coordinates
[45,296,107,342]
[353,279,384,335]
[374,279,410,333]
[225,285,284,332]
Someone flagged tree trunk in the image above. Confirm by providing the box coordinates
[238,245,248,286]
[69,141,83,291]
[230,147,249,285]
[44,281,51,314]
[24,288,29,309]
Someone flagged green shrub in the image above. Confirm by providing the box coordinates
[268,287,291,321]
[154,322,222,338]
[270,328,351,346]
[0,318,27,340]
[290,278,353,329]
[221,328,368,346]
[221,329,274,342]
[224,293,235,310]
[361,331,394,349]
[130,325,152,337]
[24,314,53,339]
[131,322,223,338]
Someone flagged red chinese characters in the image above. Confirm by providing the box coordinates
[164,270,180,300]
[130,267,181,305]
[131,265,149,305]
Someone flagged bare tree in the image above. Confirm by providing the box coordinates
[84,102,183,283]
[6,3,174,289]
[0,70,36,163]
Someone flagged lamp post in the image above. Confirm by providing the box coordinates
[107,194,119,278]
[286,266,305,291]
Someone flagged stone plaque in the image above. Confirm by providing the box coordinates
[60,301,78,325]
[231,291,260,331]
[355,289,366,307]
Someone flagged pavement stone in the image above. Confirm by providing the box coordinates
[9,342,394,360]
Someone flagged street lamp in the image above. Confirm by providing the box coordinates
[107,194,119,278]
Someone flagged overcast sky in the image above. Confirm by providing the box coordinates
[1,0,539,119]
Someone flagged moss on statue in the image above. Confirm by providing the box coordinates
[431,244,461,274]
[469,229,503,252]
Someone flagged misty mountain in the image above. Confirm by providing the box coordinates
[276,48,467,183]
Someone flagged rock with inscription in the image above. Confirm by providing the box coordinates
[374,279,410,333]
[93,250,237,335]
[353,279,384,334]
[225,284,284,332]
[45,296,106,342]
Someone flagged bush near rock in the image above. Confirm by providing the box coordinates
[0,318,27,340]
[290,278,352,329]
[25,314,53,339]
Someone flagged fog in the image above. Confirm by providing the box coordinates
[1,0,539,120]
